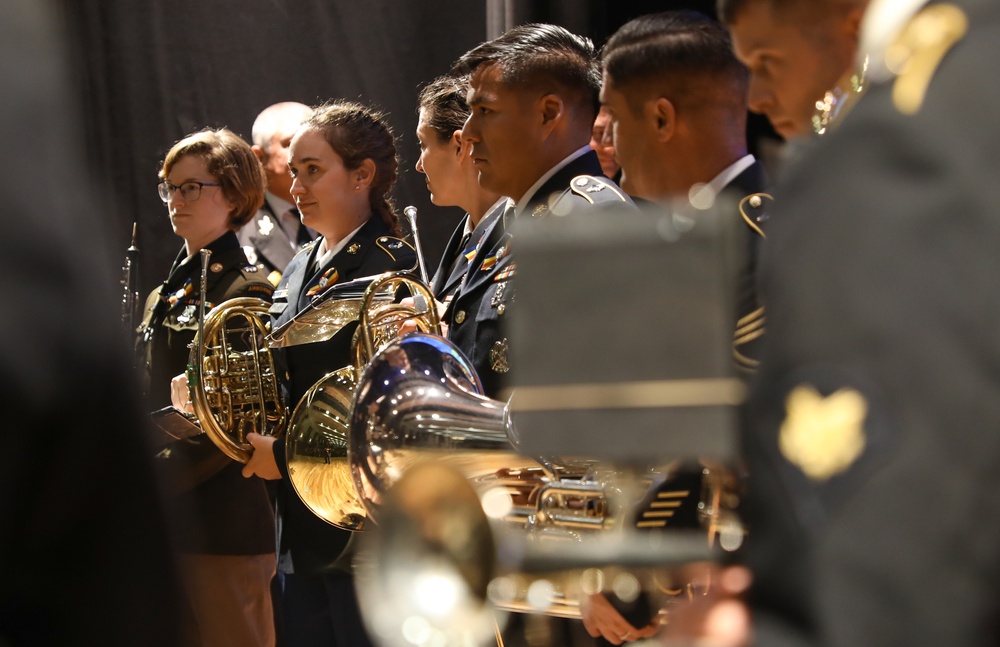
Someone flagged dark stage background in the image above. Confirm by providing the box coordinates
[53,0,773,300]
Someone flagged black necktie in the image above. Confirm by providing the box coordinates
[447,231,473,279]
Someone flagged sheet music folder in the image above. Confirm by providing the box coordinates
[505,199,744,463]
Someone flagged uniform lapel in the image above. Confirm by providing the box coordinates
[430,215,471,298]
[447,201,513,315]
[725,159,766,197]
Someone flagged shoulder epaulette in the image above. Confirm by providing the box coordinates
[294,239,319,258]
[739,192,773,238]
[568,175,630,204]
[376,235,415,261]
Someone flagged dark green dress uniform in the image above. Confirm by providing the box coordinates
[740,2,1000,645]
[267,215,415,647]
[135,230,276,553]
[444,149,635,399]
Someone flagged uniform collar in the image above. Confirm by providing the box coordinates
[515,145,592,217]
[167,231,240,283]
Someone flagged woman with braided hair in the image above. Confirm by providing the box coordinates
[202,100,415,647]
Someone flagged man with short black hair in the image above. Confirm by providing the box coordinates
[446,23,635,399]
[601,9,768,370]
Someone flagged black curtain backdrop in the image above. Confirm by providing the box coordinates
[56,0,776,299]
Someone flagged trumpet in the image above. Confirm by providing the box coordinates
[353,460,720,647]
[343,331,743,616]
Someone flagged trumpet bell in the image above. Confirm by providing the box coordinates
[286,366,368,531]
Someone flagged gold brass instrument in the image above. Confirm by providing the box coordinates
[346,332,614,536]
[282,270,441,531]
[355,461,718,647]
[186,249,287,463]
[345,332,743,634]
[181,249,441,485]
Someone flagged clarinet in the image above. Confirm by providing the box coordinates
[120,222,140,336]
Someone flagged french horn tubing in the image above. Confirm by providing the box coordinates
[283,271,441,530]
[186,249,287,463]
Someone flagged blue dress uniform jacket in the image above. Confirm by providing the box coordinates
[444,149,635,399]
[740,2,1000,645]
[429,206,504,303]
[135,230,276,555]
[269,215,415,572]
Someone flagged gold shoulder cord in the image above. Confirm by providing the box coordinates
[738,193,772,239]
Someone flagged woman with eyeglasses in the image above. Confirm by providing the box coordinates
[230,100,415,647]
[135,127,277,647]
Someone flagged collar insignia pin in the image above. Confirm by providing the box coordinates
[258,215,274,237]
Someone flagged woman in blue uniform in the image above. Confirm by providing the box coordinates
[415,74,505,305]
[239,100,415,647]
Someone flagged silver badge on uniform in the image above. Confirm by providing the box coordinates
[177,304,197,324]
[490,338,510,373]
[258,215,275,236]
[491,281,507,308]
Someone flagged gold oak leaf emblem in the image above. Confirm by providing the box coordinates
[779,385,868,481]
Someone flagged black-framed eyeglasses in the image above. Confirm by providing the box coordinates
[157,180,221,203]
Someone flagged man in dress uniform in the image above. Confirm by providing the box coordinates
[576,13,770,645]
[661,0,1000,644]
[448,23,635,399]
[600,9,770,371]
[238,101,316,285]
[718,0,870,142]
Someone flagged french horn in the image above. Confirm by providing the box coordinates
[186,249,287,463]
[282,270,442,530]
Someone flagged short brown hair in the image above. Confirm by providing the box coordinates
[159,128,265,228]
